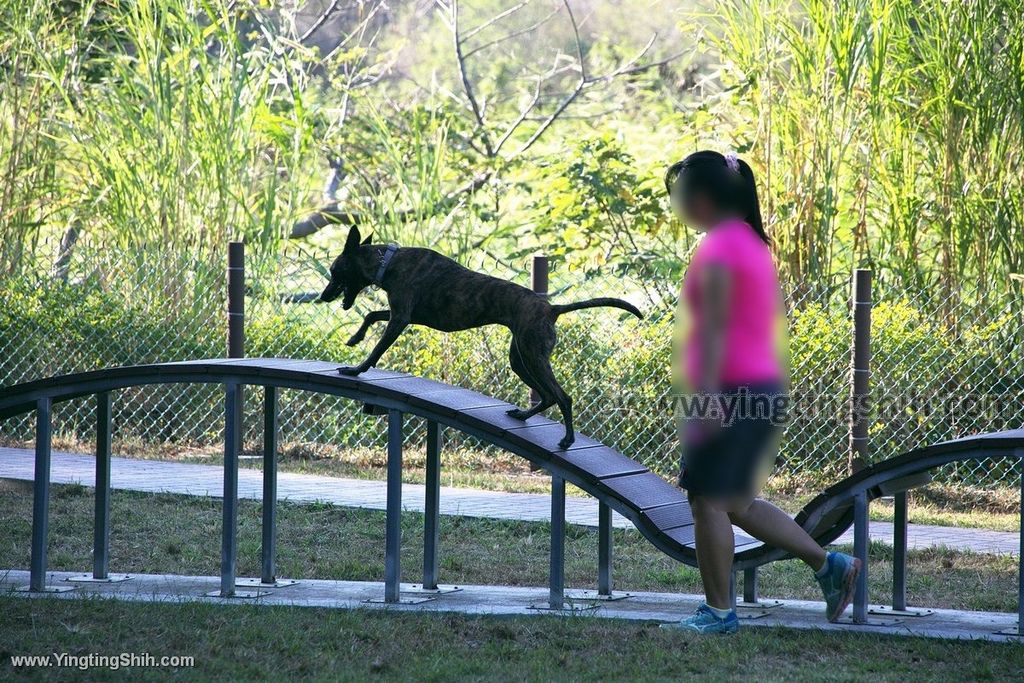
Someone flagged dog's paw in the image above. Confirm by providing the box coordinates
[345,333,365,347]
[506,408,530,420]
[557,434,575,450]
[337,365,367,376]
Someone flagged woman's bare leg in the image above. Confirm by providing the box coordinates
[728,499,827,571]
[689,493,736,610]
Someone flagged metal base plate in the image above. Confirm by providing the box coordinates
[400,583,462,595]
[203,589,269,599]
[736,609,771,620]
[235,577,299,588]
[994,626,1021,637]
[365,596,435,605]
[65,573,132,584]
[566,589,632,602]
[737,599,783,610]
[836,615,904,627]
[869,605,934,618]
[15,584,76,593]
[528,601,600,612]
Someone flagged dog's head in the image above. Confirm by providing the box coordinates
[319,226,373,309]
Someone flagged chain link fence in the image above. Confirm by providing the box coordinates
[2,238,1022,488]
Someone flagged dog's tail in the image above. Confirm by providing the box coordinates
[550,297,643,319]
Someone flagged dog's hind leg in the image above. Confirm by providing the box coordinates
[523,355,574,448]
[506,336,554,420]
[507,327,575,448]
[347,310,390,346]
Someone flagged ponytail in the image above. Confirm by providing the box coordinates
[665,151,769,245]
[736,158,768,244]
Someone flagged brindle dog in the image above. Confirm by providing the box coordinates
[318,226,643,449]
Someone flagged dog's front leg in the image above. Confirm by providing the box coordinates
[347,310,390,346]
[338,317,409,375]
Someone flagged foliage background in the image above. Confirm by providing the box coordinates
[1,0,1022,487]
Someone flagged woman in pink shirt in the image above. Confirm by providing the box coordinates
[661,151,860,634]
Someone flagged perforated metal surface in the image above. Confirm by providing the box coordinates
[357,375,453,400]
[406,388,507,416]
[557,447,649,480]
[642,502,694,531]
[504,423,605,452]
[598,472,683,511]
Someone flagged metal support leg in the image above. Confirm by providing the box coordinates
[1018,457,1023,634]
[743,567,757,604]
[841,491,902,626]
[598,502,612,595]
[868,491,933,618]
[29,398,52,591]
[220,383,240,597]
[1019,457,1024,634]
[94,392,112,579]
[892,491,907,610]
[260,386,279,584]
[734,566,776,618]
[564,501,627,603]
[206,383,259,598]
[549,475,565,609]
[852,491,869,623]
[384,409,403,603]
[398,420,457,597]
[233,386,295,591]
[998,453,1024,636]
[20,399,72,593]
[67,394,129,585]
[423,420,441,590]
[367,411,431,605]
[869,492,932,617]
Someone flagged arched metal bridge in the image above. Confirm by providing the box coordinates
[1,358,1020,629]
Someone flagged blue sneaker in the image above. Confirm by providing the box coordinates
[816,551,861,622]
[660,603,739,634]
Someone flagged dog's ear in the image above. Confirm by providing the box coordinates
[361,233,373,246]
[343,226,362,255]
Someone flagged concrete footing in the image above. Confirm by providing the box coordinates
[3,569,1020,643]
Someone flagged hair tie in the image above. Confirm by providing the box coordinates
[724,152,740,174]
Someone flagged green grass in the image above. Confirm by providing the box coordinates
[3,597,1024,682]
[0,484,1019,613]
[18,432,1021,531]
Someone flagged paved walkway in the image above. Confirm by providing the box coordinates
[0,448,1019,555]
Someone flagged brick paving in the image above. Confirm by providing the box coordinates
[0,447,1018,555]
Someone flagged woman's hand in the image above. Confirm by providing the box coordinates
[692,390,725,443]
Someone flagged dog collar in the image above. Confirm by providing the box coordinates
[373,244,398,286]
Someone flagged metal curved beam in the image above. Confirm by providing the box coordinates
[2,359,1022,573]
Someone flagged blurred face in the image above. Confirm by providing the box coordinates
[670,178,717,232]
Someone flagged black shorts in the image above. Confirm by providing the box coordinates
[677,383,785,498]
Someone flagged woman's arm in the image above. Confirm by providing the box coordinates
[698,263,731,393]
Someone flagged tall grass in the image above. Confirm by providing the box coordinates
[0,0,322,315]
[707,0,1024,306]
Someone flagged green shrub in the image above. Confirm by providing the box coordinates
[2,280,1020,485]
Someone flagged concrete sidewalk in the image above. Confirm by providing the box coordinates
[0,447,1019,555]
[3,569,1021,642]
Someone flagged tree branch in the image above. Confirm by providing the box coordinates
[461,0,534,41]
[300,0,347,44]
[290,172,493,239]
[563,0,587,82]
[451,0,494,157]
[463,5,560,59]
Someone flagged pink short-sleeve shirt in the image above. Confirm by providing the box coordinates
[681,219,786,388]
